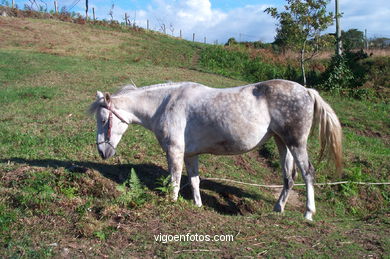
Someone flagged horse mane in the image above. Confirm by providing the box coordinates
[113,81,186,97]
[88,99,101,116]
[88,82,188,115]
[87,84,136,116]
[112,84,137,97]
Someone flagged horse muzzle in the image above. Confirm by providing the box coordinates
[97,142,116,160]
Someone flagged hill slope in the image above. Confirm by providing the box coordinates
[0,17,389,258]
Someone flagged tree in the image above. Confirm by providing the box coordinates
[265,0,334,86]
[225,37,238,46]
[341,29,364,50]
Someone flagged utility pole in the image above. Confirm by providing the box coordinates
[85,0,88,20]
[335,0,342,55]
[365,29,368,50]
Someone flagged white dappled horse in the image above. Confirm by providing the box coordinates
[89,80,342,220]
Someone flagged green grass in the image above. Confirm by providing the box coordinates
[0,16,389,258]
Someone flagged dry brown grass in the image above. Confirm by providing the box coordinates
[0,17,142,60]
[366,48,390,57]
[280,48,390,61]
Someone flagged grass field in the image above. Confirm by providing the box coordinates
[0,17,389,258]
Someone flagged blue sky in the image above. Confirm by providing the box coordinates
[12,0,390,43]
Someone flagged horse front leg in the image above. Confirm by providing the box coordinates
[166,146,184,202]
[184,155,202,207]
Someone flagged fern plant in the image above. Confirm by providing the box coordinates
[154,175,173,195]
[116,168,149,207]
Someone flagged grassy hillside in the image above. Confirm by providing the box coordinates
[0,17,389,258]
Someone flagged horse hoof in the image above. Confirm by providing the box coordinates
[273,204,284,213]
[304,212,313,221]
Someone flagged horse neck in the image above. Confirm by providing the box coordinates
[113,87,173,131]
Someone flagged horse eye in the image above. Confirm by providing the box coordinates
[102,119,107,125]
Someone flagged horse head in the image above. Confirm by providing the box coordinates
[90,91,130,160]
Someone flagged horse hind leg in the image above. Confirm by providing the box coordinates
[273,135,297,213]
[288,143,316,221]
[184,155,202,207]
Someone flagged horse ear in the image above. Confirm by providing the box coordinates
[104,92,111,103]
[96,91,104,100]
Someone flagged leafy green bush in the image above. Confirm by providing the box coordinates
[318,50,390,101]
[319,54,355,94]
[344,50,369,87]
[199,45,299,82]
[359,56,390,101]
[199,46,247,78]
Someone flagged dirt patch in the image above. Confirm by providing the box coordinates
[1,164,36,186]
[270,188,303,208]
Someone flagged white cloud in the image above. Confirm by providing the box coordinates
[336,0,390,38]
[25,0,389,43]
[123,0,276,44]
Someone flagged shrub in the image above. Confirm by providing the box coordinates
[199,45,299,82]
[319,54,355,94]
[319,50,389,101]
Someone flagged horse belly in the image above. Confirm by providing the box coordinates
[208,131,269,155]
[185,118,270,156]
[184,88,271,156]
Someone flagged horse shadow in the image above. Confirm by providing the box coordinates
[2,157,273,215]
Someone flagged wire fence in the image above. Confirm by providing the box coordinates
[1,0,266,45]
[3,1,390,47]
[180,177,390,190]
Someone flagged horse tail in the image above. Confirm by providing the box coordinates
[307,89,343,173]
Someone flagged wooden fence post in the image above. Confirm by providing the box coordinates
[204,37,206,44]
[125,13,128,26]
[147,19,149,30]
[179,29,182,39]
[92,7,95,21]
[54,0,58,13]
[192,33,195,42]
